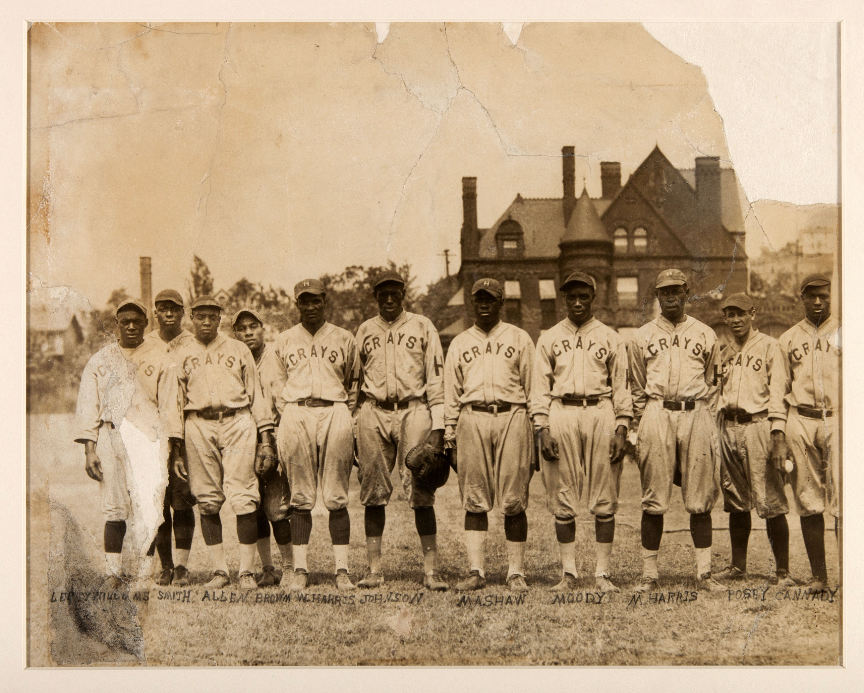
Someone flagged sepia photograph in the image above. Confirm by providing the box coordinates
[24,15,846,671]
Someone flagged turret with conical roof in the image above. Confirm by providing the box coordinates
[558,188,614,310]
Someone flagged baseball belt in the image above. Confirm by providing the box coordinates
[795,404,834,419]
[470,402,524,414]
[722,408,767,424]
[196,407,244,421]
[372,397,422,411]
[295,398,336,407]
[560,395,601,407]
[662,399,695,411]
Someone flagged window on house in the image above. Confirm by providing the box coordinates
[633,227,648,253]
[502,240,518,250]
[614,227,628,254]
[538,279,557,329]
[617,276,639,307]
[504,281,521,299]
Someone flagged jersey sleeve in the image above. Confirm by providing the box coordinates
[703,332,721,413]
[259,347,287,422]
[531,334,554,428]
[344,333,360,413]
[519,332,541,426]
[608,332,633,427]
[626,335,647,423]
[74,355,102,444]
[770,336,793,433]
[423,319,446,430]
[443,337,464,427]
[242,344,275,431]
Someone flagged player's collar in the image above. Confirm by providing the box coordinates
[471,320,504,339]
[195,332,226,348]
[657,313,691,331]
[564,316,596,333]
[377,310,408,329]
[301,321,331,338]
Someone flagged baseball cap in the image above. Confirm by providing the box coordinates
[294,278,325,299]
[560,271,596,292]
[232,308,263,327]
[655,269,687,289]
[373,270,405,289]
[721,293,755,311]
[800,274,830,293]
[115,298,148,317]
[153,289,184,307]
[471,278,504,299]
[190,295,222,311]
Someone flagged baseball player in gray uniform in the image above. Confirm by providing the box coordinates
[232,308,293,587]
[771,274,839,590]
[533,271,633,593]
[272,279,359,592]
[173,296,277,590]
[75,298,183,590]
[145,289,197,587]
[714,293,796,586]
[627,269,724,592]
[354,270,448,591]
[444,278,539,592]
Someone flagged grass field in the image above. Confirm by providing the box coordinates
[28,414,841,666]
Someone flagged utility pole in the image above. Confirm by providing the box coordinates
[440,248,451,278]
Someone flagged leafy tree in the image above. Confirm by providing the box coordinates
[187,255,214,302]
[320,261,416,332]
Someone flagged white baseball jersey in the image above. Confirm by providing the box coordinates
[718,329,787,419]
[627,315,720,420]
[272,322,358,411]
[255,343,287,422]
[443,321,539,427]
[143,327,196,357]
[75,340,184,443]
[776,316,840,420]
[533,317,633,429]
[356,310,445,429]
[174,333,274,430]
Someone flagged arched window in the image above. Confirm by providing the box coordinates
[633,227,648,253]
[613,227,628,254]
[496,219,524,258]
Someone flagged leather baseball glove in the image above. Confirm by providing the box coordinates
[405,442,451,491]
[255,442,278,477]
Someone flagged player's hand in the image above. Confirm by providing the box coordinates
[85,450,103,482]
[769,431,790,473]
[255,443,277,477]
[425,429,445,452]
[610,426,627,464]
[173,454,188,483]
[540,429,560,462]
[443,424,457,450]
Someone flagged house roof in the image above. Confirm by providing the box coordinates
[679,167,748,234]
[561,188,610,244]
[29,304,82,333]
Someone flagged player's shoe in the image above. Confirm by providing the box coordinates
[204,570,230,589]
[238,571,258,591]
[595,574,621,594]
[423,571,449,591]
[804,576,828,591]
[454,570,486,591]
[713,565,747,581]
[289,568,309,592]
[335,569,356,591]
[772,570,800,587]
[172,565,190,586]
[156,567,174,586]
[506,573,529,592]
[257,565,280,587]
[548,572,579,591]
[697,572,726,592]
[633,576,658,593]
[357,571,385,589]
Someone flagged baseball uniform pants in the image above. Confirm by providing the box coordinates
[356,399,435,508]
[99,419,169,555]
[636,399,719,515]
[542,398,622,519]
[719,414,788,518]
[455,405,533,515]
[259,462,291,522]
[786,408,839,517]
[166,462,196,511]
[277,402,353,512]
[184,409,259,516]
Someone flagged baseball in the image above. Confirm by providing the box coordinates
[784,458,794,474]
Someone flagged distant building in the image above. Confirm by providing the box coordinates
[448,145,750,341]
[29,304,85,359]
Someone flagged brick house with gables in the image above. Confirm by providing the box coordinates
[447,145,750,343]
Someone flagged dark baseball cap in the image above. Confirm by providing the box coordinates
[190,295,222,311]
[115,298,148,317]
[800,274,830,293]
[153,289,184,307]
[721,293,755,311]
[560,271,596,291]
[471,278,503,299]
[655,268,687,289]
[232,308,263,327]
[294,278,325,299]
[373,270,405,289]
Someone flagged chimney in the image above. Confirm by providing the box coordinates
[600,161,621,199]
[461,177,479,259]
[139,256,152,312]
[695,156,722,228]
[562,146,575,225]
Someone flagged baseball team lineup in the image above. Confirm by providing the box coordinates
[74,265,840,598]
